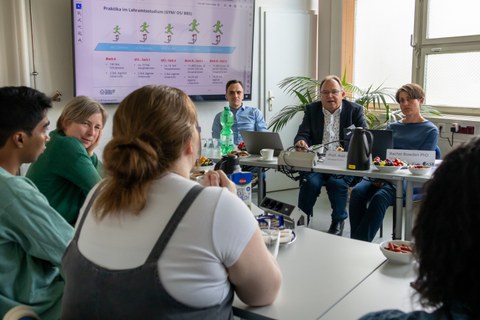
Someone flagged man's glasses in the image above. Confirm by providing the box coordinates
[320,89,342,96]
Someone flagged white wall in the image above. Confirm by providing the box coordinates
[427,116,480,157]
[2,0,314,158]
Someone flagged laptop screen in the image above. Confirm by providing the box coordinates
[344,129,393,159]
[240,131,284,156]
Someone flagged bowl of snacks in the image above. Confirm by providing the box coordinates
[229,150,250,157]
[408,165,431,176]
[372,157,406,173]
[379,240,414,264]
[193,156,215,173]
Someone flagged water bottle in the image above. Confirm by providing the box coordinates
[220,106,234,155]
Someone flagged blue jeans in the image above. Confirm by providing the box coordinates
[349,178,396,242]
[298,173,354,221]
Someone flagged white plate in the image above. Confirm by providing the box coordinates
[262,230,296,245]
[192,164,215,173]
[280,231,296,246]
[257,156,276,162]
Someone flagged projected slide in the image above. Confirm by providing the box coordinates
[72,0,254,103]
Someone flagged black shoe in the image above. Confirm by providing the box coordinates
[327,220,345,236]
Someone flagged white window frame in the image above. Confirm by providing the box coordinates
[412,0,480,114]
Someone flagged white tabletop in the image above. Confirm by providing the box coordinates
[239,155,435,240]
[321,261,422,319]
[233,227,386,319]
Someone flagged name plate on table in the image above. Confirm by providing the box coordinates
[323,151,348,168]
[386,149,435,166]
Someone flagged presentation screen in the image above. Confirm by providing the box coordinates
[72,0,255,103]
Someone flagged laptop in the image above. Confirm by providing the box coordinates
[344,128,393,159]
[240,131,284,156]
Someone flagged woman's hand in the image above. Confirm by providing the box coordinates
[86,128,102,156]
[202,170,236,193]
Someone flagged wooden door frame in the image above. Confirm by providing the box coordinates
[341,0,355,85]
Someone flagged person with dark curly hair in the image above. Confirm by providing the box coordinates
[360,136,480,319]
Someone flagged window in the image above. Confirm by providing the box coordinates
[347,0,480,113]
[414,0,480,112]
[425,0,480,39]
[352,0,414,97]
[423,51,480,108]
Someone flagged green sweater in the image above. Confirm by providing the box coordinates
[26,129,103,225]
[0,167,73,319]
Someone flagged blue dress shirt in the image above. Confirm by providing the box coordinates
[211,105,268,145]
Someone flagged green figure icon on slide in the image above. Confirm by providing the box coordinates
[165,23,174,43]
[165,23,174,35]
[140,22,149,42]
[140,22,150,33]
[213,20,223,34]
[113,25,121,42]
[189,19,200,33]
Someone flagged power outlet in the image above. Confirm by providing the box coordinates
[260,197,295,216]
[259,197,307,228]
[437,123,446,132]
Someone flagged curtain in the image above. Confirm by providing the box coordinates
[0,0,32,87]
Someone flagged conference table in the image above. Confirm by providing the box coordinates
[233,227,422,319]
[236,155,433,240]
[232,227,387,319]
[321,259,421,319]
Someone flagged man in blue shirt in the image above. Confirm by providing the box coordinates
[212,80,268,197]
[211,80,267,144]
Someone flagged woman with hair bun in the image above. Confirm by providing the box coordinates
[61,85,281,319]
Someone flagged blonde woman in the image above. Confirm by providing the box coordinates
[61,85,281,319]
[27,96,107,225]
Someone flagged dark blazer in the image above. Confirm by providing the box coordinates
[294,99,367,148]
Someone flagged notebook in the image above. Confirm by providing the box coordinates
[240,131,285,156]
[344,129,393,159]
